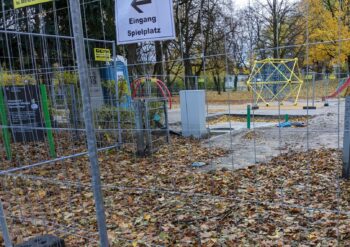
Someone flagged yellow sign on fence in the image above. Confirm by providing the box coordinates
[304,74,313,80]
[13,0,52,9]
[329,74,336,80]
[94,48,111,62]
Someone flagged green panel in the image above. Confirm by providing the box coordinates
[40,84,56,158]
[0,88,12,160]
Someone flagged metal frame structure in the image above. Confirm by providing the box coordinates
[0,0,349,246]
[247,58,303,106]
[131,77,173,109]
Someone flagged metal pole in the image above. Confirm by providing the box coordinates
[247,105,251,129]
[312,72,316,107]
[112,43,122,146]
[285,114,289,122]
[135,100,145,157]
[144,100,152,155]
[163,99,170,143]
[69,85,80,139]
[0,201,13,247]
[68,0,109,246]
[343,96,350,179]
[324,74,329,106]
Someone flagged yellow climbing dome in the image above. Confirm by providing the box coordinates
[247,58,303,106]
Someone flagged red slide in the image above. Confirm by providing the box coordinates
[131,77,172,109]
[326,77,350,99]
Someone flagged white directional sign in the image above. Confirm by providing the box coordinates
[115,0,176,45]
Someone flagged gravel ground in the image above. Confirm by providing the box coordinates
[201,99,346,170]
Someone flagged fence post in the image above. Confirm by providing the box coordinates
[324,74,329,107]
[135,100,145,156]
[163,99,170,143]
[312,72,316,107]
[69,85,80,139]
[0,88,11,160]
[0,200,12,247]
[69,0,109,246]
[144,100,152,155]
[247,105,251,129]
[112,43,122,146]
[285,114,289,122]
[343,96,350,179]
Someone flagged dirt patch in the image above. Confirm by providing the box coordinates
[208,114,311,125]
[242,130,263,140]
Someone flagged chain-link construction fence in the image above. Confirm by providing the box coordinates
[1,0,350,246]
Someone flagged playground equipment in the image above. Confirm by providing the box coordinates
[131,77,171,156]
[129,77,173,155]
[247,58,303,106]
[325,77,350,99]
[131,77,172,109]
[100,58,172,110]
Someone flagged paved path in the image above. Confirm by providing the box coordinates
[170,98,346,170]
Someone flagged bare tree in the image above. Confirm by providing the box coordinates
[242,0,303,59]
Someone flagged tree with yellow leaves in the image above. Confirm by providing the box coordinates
[298,0,350,72]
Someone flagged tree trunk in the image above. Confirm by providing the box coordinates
[213,75,221,95]
[126,44,138,80]
[153,41,163,80]
[184,57,193,89]
[234,74,238,91]
[272,0,279,59]
[163,42,172,87]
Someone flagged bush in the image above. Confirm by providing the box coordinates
[53,71,79,86]
[0,71,36,85]
[94,105,134,130]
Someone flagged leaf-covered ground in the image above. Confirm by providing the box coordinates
[1,138,350,246]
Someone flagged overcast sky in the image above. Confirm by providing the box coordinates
[234,0,250,8]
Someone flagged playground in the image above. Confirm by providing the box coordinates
[1,0,350,246]
[1,71,350,245]
[1,53,350,246]
[1,98,350,245]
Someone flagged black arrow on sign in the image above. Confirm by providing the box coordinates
[131,0,152,13]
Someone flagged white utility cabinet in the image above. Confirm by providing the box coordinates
[180,90,207,138]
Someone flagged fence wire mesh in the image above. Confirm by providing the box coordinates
[0,0,350,246]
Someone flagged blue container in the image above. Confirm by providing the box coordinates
[100,59,132,108]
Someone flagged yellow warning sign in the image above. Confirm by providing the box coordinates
[13,0,52,9]
[94,48,111,62]
[329,74,336,80]
[304,74,313,80]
